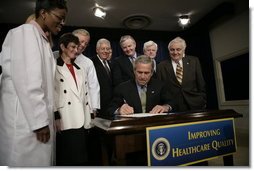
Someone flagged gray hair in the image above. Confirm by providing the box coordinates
[72,29,90,37]
[133,55,154,73]
[96,38,111,49]
[143,40,158,51]
[119,35,136,47]
[168,37,186,50]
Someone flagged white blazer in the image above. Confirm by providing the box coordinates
[0,21,55,166]
[54,57,92,130]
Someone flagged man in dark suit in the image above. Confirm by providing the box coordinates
[91,38,113,118]
[112,35,140,87]
[108,55,174,116]
[157,36,206,112]
[89,38,114,166]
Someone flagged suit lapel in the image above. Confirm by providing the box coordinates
[129,80,143,112]
[165,60,180,86]
[57,65,80,97]
[182,57,190,85]
[123,56,134,77]
[146,82,155,112]
[95,56,112,81]
[75,68,83,96]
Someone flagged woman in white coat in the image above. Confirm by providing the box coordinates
[0,0,67,166]
[54,33,92,166]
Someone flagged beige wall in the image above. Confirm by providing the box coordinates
[209,10,249,133]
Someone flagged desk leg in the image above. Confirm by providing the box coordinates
[223,154,234,166]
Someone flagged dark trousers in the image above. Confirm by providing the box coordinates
[56,127,89,166]
[87,127,103,166]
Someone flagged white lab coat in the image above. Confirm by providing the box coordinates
[0,53,2,85]
[0,21,55,166]
[75,54,100,111]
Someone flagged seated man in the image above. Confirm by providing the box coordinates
[108,55,175,116]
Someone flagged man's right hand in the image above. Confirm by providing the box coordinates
[119,104,134,115]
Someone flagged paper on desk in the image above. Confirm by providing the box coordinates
[93,117,111,130]
[119,113,168,118]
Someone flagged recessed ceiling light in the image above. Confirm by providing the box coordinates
[178,15,190,28]
[123,15,151,29]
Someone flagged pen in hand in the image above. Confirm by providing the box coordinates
[123,98,127,104]
[120,98,134,114]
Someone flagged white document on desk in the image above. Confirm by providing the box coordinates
[119,113,168,118]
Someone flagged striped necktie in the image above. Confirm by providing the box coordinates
[130,56,135,65]
[176,62,183,84]
[103,60,111,77]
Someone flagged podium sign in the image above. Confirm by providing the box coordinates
[146,118,237,166]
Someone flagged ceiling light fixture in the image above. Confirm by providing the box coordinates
[93,3,106,19]
[178,15,190,28]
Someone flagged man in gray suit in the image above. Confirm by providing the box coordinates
[157,37,206,112]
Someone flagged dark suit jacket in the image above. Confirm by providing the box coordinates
[107,78,175,115]
[112,55,136,87]
[157,55,206,112]
[91,56,113,118]
[112,54,158,87]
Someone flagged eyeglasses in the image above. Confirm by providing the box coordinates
[50,12,65,23]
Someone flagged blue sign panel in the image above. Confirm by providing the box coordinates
[146,118,236,166]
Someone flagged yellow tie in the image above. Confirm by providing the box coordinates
[176,62,183,84]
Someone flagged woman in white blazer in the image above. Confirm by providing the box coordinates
[54,33,92,166]
[0,0,67,166]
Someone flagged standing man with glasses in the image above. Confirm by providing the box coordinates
[157,37,206,112]
[0,0,68,166]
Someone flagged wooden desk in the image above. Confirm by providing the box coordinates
[93,109,242,166]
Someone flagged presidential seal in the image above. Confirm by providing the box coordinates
[152,137,170,160]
